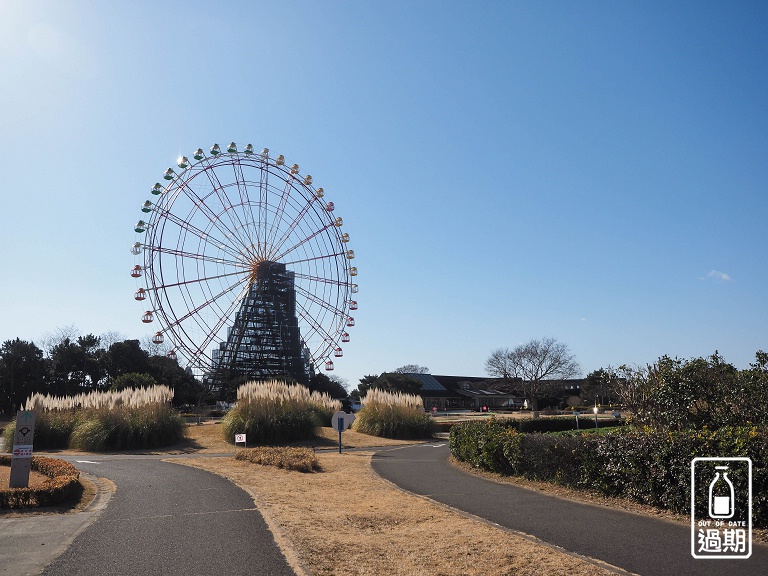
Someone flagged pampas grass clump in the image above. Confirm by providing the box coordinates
[2,386,184,452]
[222,380,342,445]
[352,388,436,439]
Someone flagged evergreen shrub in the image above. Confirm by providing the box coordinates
[449,419,768,528]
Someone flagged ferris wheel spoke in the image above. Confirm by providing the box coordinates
[150,269,249,293]
[149,245,245,268]
[267,197,319,260]
[293,272,349,287]
[283,251,347,267]
[161,274,251,332]
[155,206,243,261]
[231,156,260,250]
[172,179,254,256]
[199,162,254,252]
[258,163,270,256]
[294,284,347,317]
[294,298,338,353]
[264,170,295,252]
[271,221,335,262]
[186,281,251,364]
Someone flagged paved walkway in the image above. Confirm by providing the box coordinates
[0,472,112,576]
[1,456,295,576]
[372,443,768,576]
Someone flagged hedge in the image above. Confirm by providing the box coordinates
[438,416,625,434]
[449,419,768,528]
[0,455,81,508]
[504,416,624,433]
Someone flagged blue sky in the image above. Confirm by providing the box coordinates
[1,1,766,388]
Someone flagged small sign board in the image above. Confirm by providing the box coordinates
[12,445,33,458]
[13,411,36,445]
[332,410,356,453]
[9,411,36,488]
[332,411,356,433]
[235,434,246,444]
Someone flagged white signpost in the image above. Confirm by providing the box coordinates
[234,433,247,450]
[331,410,356,453]
[10,410,36,488]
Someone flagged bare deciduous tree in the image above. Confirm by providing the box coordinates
[393,364,430,374]
[486,337,580,417]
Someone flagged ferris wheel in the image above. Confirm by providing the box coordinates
[131,142,357,379]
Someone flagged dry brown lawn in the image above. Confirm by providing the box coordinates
[179,445,623,576]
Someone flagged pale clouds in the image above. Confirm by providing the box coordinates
[706,270,732,282]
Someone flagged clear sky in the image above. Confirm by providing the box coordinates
[1,1,766,389]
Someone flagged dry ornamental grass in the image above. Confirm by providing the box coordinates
[221,380,342,444]
[353,389,436,439]
[2,386,183,452]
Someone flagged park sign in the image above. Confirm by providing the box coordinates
[10,410,36,488]
[332,410,356,453]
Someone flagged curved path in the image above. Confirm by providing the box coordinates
[372,443,768,576]
[38,456,295,576]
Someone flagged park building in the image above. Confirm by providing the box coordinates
[403,373,585,412]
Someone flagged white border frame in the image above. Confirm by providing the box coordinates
[691,457,752,559]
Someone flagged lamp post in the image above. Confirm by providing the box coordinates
[593,405,599,429]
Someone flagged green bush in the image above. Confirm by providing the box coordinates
[612,351,768,430]
[508,416,624,433]
[450,420,768,528]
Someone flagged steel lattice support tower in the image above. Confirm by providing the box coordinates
[211,261,313,387]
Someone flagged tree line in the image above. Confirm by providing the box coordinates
[0,330,198,414]
[0,327,353,415]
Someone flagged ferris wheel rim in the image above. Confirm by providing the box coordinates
[132,144,356,377]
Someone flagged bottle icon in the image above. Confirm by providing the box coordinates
[709,465,734,519]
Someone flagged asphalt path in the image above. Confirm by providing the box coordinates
[372,443,768,576]
[38,456,295,576]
